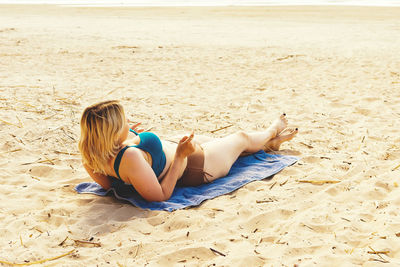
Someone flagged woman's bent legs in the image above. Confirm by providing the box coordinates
[202,132,250,180]
[202,114,287,182]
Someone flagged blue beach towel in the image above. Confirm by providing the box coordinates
[75,151,298,211]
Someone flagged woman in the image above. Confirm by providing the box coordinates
[79,100,297,202]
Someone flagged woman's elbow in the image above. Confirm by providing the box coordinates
[144,196,168,202]
[90,175,111,190]
[91,178,111,190]
[100,183,111,191]
[142,192,169,202]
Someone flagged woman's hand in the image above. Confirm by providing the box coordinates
[129,121,145,133]
[176,132,195,158]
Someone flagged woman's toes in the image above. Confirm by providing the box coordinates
[265,127,298,152]
[276,114,288,132]
[278,127,291,136]
[282,127,298,140]
[278,126,297,137]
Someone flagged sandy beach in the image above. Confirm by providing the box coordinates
[0,4,400,266]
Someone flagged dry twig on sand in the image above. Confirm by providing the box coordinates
[210,124,233,133]
[269,181,277,190]
[298,180,340,185]
[0,249,75,266]
[392,163,400,171]
[0,148,22,154]
[299,142,313,148]
[73,239,101,247]
[0,118,22,128]
[368,246,390,263]
[367,250,390,255]
[54,150,80,155]
[210,248,226,257]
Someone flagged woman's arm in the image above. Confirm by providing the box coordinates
[123,133,195,202]
[83,163,111,190]
[158,153,186,200]
[122,150,186,202]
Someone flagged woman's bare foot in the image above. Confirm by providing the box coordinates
[270,113,288,138]
[264,127,298,152]
[276,127,295,137]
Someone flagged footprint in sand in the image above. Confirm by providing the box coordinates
[362,96,381,102]
[155,246,215,266]
[374,181,391,192]
[300,222,338,234]
[163,215,203,232]
[146,215,165,227]
[231,256,265,266]
[242,209,295,232]
[355,106,372,116]
[283,245,322,257]
[325,186,341,197]
[301,156,321,164]
[29,165,73,179]
[362,186,387,200]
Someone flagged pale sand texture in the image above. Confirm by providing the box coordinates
[0,5,400,266]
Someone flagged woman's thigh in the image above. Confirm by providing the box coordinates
[168,134,214,144]
[201,133,247,180]
[193,134,215,144]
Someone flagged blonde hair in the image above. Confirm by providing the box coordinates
[79,100,125,175]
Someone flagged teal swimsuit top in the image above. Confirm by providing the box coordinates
[113,129,166,179]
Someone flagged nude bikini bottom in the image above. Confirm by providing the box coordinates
[177,144,212,187]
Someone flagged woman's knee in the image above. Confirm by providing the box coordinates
[234,130,250,146]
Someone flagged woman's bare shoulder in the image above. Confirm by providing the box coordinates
[118,147,161,201]
[119,147,155,178]
[121,146,143,160]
